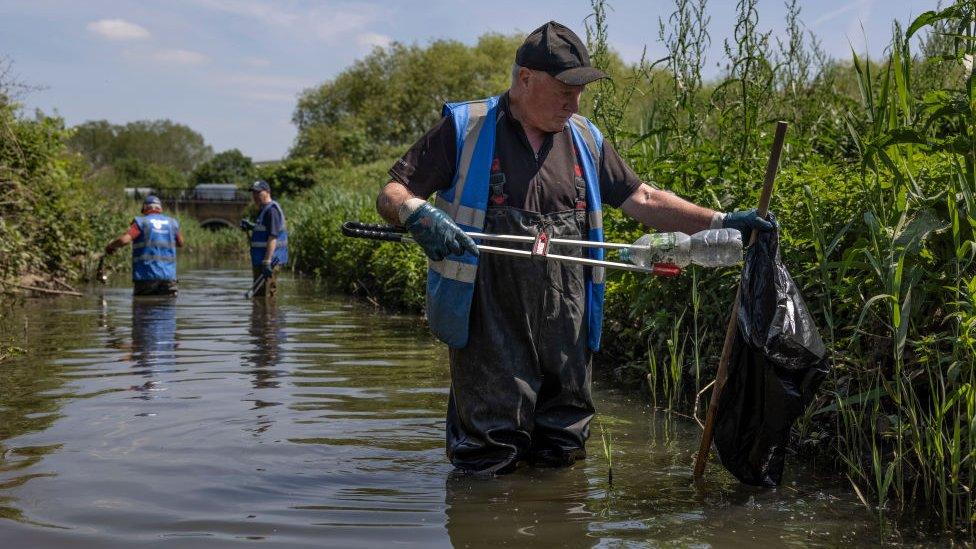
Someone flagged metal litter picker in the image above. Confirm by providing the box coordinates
[245,257,280,299]
[341,222,744,274]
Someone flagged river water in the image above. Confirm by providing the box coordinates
[0,264,889,547]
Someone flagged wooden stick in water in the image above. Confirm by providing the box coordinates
[693,121,788,480]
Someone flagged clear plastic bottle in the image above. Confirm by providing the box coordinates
[621,228,742,268]
[689,228,743,267]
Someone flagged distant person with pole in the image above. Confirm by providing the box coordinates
[241,180,288,298]
[104,195,184,296]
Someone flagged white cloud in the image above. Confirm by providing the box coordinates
[812,0,872,26]
[215,73,314,89]
[87,18,150,41]
[189,0,387,42]
[357,32,392,49]
[238,90,297,102]
[308,9,378,41]
[153,49,210,66]
[243,56,271,68]
[191,0,300,27]
[208,72,315,103]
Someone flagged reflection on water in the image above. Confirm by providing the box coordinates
[0,265,899,547]
[246,299,285,391]
[131,297,177,400]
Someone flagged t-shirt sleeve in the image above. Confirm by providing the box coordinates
[126,221,141,239]
[388,116,458,199]
[265,207,284,238]
[598,141,644,208]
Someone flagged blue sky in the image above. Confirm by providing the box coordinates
[0,0,928,161]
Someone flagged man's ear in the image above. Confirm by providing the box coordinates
[518,67,533,89]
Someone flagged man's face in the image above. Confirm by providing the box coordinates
[520,69,584,133]
[251,190,268,205]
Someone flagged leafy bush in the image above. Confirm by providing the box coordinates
[256,157,326,196]
[0,103,127,285]
[192,148,254,186]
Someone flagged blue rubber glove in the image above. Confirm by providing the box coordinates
[403,202,479,262]
[722,208,775,235]
[261,262,274,277]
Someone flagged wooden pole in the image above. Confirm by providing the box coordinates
[693,121,788,480]
[9,284,83,297]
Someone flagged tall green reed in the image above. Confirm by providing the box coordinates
[588,0,974,535]
[835,2,975,533]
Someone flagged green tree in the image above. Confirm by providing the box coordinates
[69,119,213,174]
[291,33,523,162]
[112,157,186,190]
[192,148,254,186]
[256,157,323,196]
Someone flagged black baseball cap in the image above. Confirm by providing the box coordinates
[515,21,607,86]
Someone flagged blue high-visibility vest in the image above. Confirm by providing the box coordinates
[132,213,179,281]
[250,200,289,267]
[427,96,606,351]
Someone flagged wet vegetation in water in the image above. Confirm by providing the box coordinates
[281,0,976,536]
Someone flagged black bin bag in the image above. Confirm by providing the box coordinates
[713,221,830,486]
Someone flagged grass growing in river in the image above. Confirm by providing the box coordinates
[600,423,614,487]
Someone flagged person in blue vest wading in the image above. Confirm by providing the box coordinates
[376,21,774,476]
[242,180,288,298]
[104,195,184,296]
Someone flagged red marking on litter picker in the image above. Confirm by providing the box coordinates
[532,232,550,257]
[652,263,681,277]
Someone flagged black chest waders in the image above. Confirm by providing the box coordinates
[445,174,594,475]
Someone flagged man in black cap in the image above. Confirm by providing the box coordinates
[241,180,288,297]
[376,21,772,476]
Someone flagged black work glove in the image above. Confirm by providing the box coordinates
[403,202,479,262]
[240,219,255,232]
[722,208,775,235]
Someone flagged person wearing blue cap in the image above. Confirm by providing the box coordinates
[242,180,288,297]
[104,194,184,295]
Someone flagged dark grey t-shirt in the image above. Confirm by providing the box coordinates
[259,202,285,238]
[389,93,642,214]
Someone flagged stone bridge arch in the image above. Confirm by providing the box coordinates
[150,187,252,230]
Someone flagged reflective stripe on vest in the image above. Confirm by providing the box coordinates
[132,214,179,281]
[568,114,606,349]
[425,96,606,351]
[250,200,289,266]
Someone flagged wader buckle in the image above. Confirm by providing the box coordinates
[532,231,550,257]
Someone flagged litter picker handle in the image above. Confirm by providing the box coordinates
[341,222,408,243]
[343,221,406,233]
[245,257,281,299]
